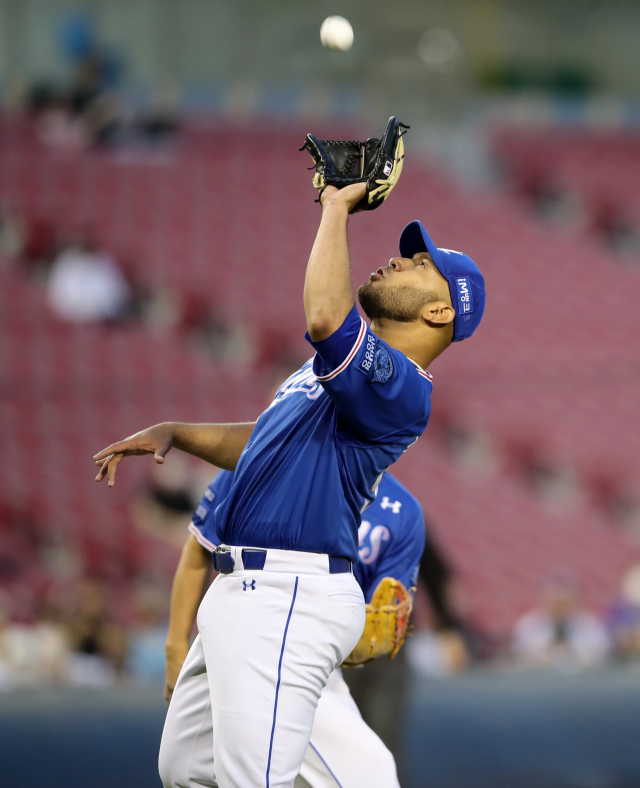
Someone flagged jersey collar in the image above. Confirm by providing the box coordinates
[407,357,433,382]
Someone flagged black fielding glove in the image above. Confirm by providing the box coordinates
[300,116,409,211]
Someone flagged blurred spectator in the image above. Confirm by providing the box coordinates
[0,588,69,688]
[69,56,121,147]
[63,579,128,686]
[608,564,640,659]
[135,82,180,146]
[127,583,169,685]
[513,569,611,670]
[47,232,132,323]
[25,13,124,149]
[0,590,19,689]
[587,197,640,258]
[34,90,89,151]
[510,165,584,228]
[0,204,55,276]
[38,532,83,584]
[405,628,468,678]
[0,205,26,264]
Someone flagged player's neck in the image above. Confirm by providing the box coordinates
[370,319,448,370]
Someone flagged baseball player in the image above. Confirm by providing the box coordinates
[161,469,425,788]
[94,149,485,787]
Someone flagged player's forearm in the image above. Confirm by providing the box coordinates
[304,200,355,341]
[166,535,212,655]
[171,422,255,470]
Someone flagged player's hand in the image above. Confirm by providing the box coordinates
[165,642,190,705]
[93,423,174,487]
[320,182,367,213]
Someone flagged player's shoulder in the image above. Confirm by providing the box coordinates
[209,469,235,498]
[379,473,423,510]
[372,474,424,529]
[358,474,425,572]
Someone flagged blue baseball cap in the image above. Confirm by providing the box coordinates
[399,220,485,342]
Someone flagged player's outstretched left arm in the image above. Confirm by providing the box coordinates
[304,182,366,342]
[93,421,255,487]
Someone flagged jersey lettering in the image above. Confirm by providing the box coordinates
[195,504,208,520]
[269,365,323,406]
[358,521,390,564]
[359,333,376,374]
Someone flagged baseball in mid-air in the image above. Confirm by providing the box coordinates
[320,16,354,52]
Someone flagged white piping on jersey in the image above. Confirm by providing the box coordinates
[407,357,433,382]
[188,521,215,552]
[314,318,367,382]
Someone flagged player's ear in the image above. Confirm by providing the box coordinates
[421,301,455,327]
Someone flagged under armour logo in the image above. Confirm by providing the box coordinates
[243,580,256,591]
[380,497,402,514]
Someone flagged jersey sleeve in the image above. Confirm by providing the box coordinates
[306,305,432,441]
[188,470,235,552]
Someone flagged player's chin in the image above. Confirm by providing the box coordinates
[356,281,381,318]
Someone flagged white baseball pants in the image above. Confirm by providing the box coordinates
[296,669,401,788]
[159,547,366,788]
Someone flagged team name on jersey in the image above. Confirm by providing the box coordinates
[269,364,324,407]
[358,520,391,565]
[195,504,208,520]
[360,333,376,373]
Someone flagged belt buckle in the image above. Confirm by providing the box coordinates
[212,545,235,574]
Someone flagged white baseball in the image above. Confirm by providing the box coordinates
[320,16,354,52]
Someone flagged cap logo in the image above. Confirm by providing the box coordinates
[456,276,473,314]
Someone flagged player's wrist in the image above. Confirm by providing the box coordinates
[165,637,190,658]
[320,193,350,214]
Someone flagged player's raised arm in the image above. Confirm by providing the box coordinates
[303,182,366,342]
[93,421,255,487]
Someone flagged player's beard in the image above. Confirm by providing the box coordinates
[357,281,439,323]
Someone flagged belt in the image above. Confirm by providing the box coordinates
[212,547,352,575]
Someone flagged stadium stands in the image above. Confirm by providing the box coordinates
[0,117,638,634]
[495,128,640,226]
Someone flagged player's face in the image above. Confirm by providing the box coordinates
[369,252,445,290]
[357,253,451,323]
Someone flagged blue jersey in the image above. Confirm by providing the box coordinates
[213,306,432,562]
[190,471,425,603]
